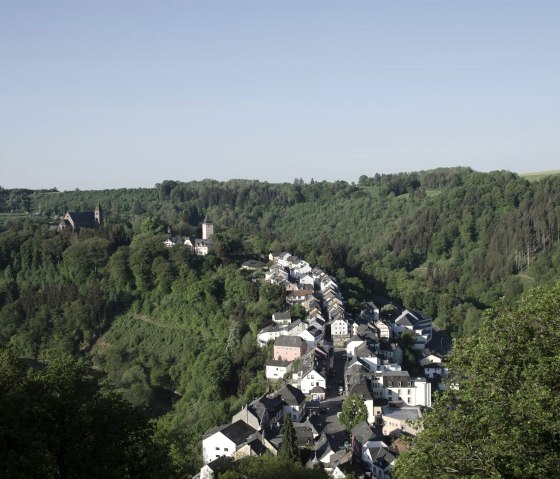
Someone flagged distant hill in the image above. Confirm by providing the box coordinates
[519,169,560,182]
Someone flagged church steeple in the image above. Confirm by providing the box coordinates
[94,203,103,225]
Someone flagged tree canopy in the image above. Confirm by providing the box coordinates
[392,281,560,479]
[339,394,368,432]
[0,349,172,479]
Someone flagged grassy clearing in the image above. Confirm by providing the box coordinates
[519,170,560,182]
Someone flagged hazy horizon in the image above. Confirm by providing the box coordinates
[2,1,559,191]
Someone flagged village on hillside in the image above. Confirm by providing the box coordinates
[197,253,448,479]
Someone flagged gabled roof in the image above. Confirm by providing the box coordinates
[351,421,376,444]
[259,324,283,334]
[274,335,306,348]
[368,447,396,470]
[65,211,98,229]
[265,359,291,368]
[382,406,422,423]
[218,420,258,445]
[273,311,291,321]
[286,319,304,332]
[349,381,373,400]
[276,384,305,406]
[246,394,285,423]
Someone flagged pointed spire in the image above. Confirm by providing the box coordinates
[203,214,212,224]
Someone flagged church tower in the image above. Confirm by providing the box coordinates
[94,203,104,226]
[202,215,213,240]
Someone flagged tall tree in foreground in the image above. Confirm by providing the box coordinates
[278,415,300,463]
[0,350,173,479]
[392,281,560,479]
[339,394,368,432]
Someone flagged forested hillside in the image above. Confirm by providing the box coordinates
[3,168,559,336]
[0,223,283,474]
[1,168,559,475]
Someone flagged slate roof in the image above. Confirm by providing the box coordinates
[66,211,98,229]
[266,359,291,368]
[351,421,376,445]
[382,406,422,423]
[273,311,291,321]
[382,371,412,387]
[260,324,283,334]
[246,394,285,424]
[275,336,306,348]
[276,384,305,406]
[368,447,396,470]
[218,420,258,445]
[349,381,373,400]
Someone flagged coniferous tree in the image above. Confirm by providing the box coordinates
[278,415,299,463]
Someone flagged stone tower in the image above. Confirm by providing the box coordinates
[202,215,213,240]
[94,203,103,226]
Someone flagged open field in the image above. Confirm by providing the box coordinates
[519,170,560,182]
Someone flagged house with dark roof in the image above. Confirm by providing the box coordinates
[364,445,396,479]
[393,309,432,350]
[59,204,103,230]
[202,420,259,464]
[232,393,284,434]
[276,384,306,422]
[299,348,328,394]
[257,323,285,348]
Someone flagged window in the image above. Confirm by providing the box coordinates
[215,447,220,450]
[224,448,229,452]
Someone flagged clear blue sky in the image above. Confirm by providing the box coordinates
[1,0,559,190]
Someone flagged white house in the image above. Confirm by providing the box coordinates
[298,274,315,289]
[299,327,322,350]
[257,324,285,348]
[286,289,314,305]
[363,445,396,479]
[393,310,432,350]
[290,260,312,279]
[272,311,292,326]
[331,317,350,339]
[346,335,366,359]
[265,359,292,381]
[300,367,326,394]
[202,420,258,464]
[163,235,183,248]
[184,236,213,256]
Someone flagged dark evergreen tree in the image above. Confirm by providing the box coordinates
[278,415,300,463]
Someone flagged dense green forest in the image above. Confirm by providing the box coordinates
[0,168,559,476]
[0,221,283,475]
[2,168,559,336]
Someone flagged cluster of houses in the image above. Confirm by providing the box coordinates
[197,253,448,479]
[163,215,214,255]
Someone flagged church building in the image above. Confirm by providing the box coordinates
[59,204,104,230]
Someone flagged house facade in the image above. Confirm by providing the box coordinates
[273,335,307,361]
